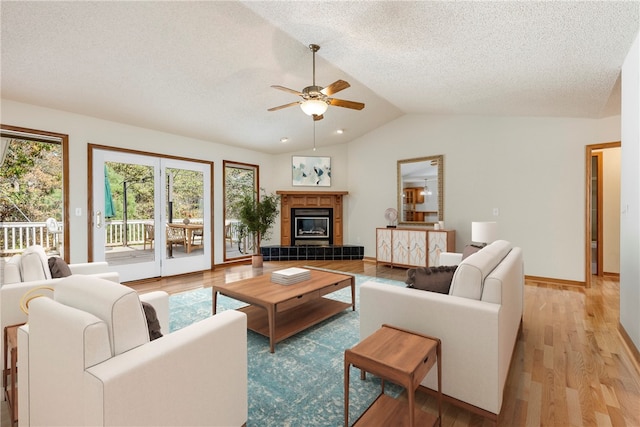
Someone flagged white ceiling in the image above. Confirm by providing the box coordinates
[1,1,638,154]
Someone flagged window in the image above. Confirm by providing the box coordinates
[223,160,258,261]
[0,125,69,260]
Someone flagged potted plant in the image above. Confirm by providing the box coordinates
[236,188,280,267]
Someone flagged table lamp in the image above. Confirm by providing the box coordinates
[471,221,497,247]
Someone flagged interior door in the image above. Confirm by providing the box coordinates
[91,148,211,281]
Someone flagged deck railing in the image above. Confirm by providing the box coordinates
[0,219,204,257]
[0,222,59,255]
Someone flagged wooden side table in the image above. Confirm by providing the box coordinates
[3,323,22,426]
[344,324,442,427]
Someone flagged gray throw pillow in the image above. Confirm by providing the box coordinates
[142,302,163,341]
[48,256,72,278]
[406,266,457,294]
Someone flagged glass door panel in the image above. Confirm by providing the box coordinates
[92,150,161,281]
[161,158,211,276]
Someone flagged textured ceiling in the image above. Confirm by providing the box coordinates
[1,1,638,154]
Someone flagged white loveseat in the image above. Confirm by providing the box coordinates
[359,240,523,418]
[1,245,120,372]
[18,275,248,426]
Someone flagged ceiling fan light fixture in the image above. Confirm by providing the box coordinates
[300,99,329,116]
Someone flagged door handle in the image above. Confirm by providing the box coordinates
[96,210,102,229]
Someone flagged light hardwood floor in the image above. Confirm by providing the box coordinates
[3,260,639,426]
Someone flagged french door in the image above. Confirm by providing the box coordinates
[91,147,211,282]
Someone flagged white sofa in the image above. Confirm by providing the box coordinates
[18,275,248,427]
[1,246,120,374]
[359,240,523,418]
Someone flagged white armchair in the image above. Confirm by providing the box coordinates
[1,245,120,375]
[18,275,248,427]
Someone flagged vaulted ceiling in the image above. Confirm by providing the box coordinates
[1,1,638,154]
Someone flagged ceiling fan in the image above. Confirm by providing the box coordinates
[268,44,365,121]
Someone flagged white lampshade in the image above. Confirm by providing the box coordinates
[471,221,497,245]
[300,99,329,116]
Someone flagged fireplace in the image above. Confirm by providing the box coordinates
[261,191,363,260]
[292,208,332,246]
[276,190,347,246]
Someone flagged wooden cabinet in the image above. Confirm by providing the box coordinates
[375,228,393,264]
[403,187,425,222]
[403,187,425,205]
[376,228,455,268]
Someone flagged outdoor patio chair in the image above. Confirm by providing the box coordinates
[143,223,154,250]
[166,225,186,255]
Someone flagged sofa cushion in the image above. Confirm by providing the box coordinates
[406,266,457,294]
[3,255,23,285]
[449,240,512,300]
[21,245,52,282]
[48,256,72,278]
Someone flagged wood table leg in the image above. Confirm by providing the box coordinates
[268,304,275,353]
[212,290,218,315]
[408,380,415,427]
[344,358,350,427]
[3,326,7,389]
[350,278,356,311]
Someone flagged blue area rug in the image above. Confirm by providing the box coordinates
[169,272,405,426]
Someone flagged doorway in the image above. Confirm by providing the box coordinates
[89,145,213,282]
[585,141,621,288]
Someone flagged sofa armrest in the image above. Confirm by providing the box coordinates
[68,261,110,275]
[1,279,57,329]
[84,310,248,427]
[139,291,170,336]
[359,281,504,414]
[437,252,463,266]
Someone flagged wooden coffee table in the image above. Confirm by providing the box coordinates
[212,269,355,353]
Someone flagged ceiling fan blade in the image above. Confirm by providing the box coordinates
[321,80,350,96]
[329,98,365,110]
[313,114,324,121]
[271,85,304,96]
[268,101,300,112]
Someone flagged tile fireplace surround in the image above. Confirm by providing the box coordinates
[265,191,364,261]
[260,244,364,261]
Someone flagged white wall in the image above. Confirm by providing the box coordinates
[1,99,273,265]
[620,32,640,353]
[603,147,621,274]
[0,101,624,284]
[345,114,620,282]
[270,143,350,239]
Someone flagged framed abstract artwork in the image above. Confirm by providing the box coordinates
[292,156,331,187]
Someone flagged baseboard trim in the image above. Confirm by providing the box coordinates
[524,275,585,287]
[417,386,498,422]
[604,272,620,278]
[618,322,640,374]
[214,259,251,268]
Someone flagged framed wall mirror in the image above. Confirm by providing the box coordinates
[397,155,443,225]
